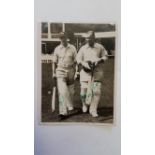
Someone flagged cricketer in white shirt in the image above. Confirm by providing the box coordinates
[53,32,77,117]
[76,31,108,117]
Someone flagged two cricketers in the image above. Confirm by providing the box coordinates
[53,31,108,119]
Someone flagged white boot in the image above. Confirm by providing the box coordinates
[68,107,74,111]
[82,104,88,113]
[91,111,98,117]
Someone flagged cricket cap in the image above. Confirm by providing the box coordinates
[59,32,68,38]
[85,31,95,38]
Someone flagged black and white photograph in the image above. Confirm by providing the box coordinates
[40,22,116,123]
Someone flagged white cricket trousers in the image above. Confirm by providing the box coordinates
[57,78,74,115]
[80,81,102,114]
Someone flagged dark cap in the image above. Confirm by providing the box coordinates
[59,32,67,38]
[85,31,95,38]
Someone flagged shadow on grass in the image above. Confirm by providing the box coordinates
[42,107,113,123]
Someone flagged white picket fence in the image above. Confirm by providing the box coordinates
[41,54,54,63]
[41,52,115,64]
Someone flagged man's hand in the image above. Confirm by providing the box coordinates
[82,62,91,70]
[74,72,80,80]
[52,62,57,80]
[81,62,92,72]
[53,73,57,79]
[94,58,104,66]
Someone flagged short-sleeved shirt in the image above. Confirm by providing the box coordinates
[53,43,77,68]
[53,43,77,80]
[76,43,108,82]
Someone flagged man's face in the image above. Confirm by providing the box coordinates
[86,32,95,47]
[87,36,95,47]
[60,36,68,47]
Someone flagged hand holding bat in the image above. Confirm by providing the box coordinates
[51,74,57,112]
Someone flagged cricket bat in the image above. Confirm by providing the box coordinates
[85,62,95,105]
[51,86,56,112]
[85,77,94,105]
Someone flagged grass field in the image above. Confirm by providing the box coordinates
[41,58,114,123]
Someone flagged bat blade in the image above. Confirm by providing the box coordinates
[85,81,93,105]
[51,87,56,112]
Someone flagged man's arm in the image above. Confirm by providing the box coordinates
[94,45,108,66]
[100,45,108,62]
[76,46,83,65]
[71,45,80,80]
[52,62,57,78]
[76,46,91,70]
[52,47,58,78]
